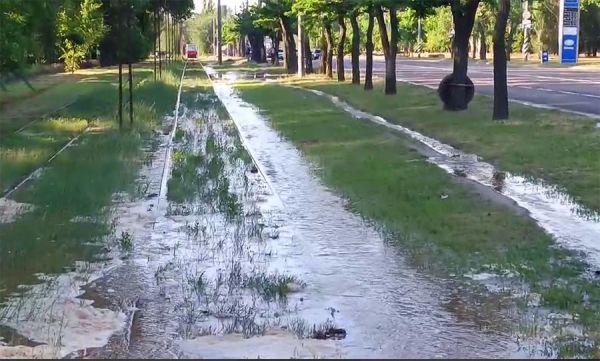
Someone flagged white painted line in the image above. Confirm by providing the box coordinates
[398,79,600,120]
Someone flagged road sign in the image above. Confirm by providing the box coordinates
[541,50,549,63]
[559,0,580,64]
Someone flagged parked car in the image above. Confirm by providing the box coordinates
[313,49,321,60]
[185,44,197,59]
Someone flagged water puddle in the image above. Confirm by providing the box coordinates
[208,79,537,358]
[1,64,585,358]
[297,87,600,268]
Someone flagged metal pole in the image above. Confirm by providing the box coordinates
[298,14,305,77]
[217,0,222,65]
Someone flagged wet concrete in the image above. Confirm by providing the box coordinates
[297,86,600,268]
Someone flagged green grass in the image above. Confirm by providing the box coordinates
[294,79,600,212]
[0,67,173,194]
[0,63,182,301]
[237,83,600,357]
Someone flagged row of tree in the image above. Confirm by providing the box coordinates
[216,0,599,121]
[216,0,507,118]
[0,0,194,127]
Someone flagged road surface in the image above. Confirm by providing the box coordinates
[354,57,600,118]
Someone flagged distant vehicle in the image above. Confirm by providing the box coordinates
[185,44,197,59]
[313,49,321,60]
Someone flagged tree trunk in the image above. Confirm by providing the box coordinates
[154,5,157,80]
[273,35,280,65]
[303,32,313,74]
[336,13,346,82]
[279,16,297,74]
[365,7,374,90]
[118,63,123,129]
[166,14,170,64]
[324,22,334,79]
[128,62,133,125]
[249,34,263,62]
[375,5,397,94]
[350,11,361,85]
[478,22,487,60]
[388,6,398,95]
[493,0,510,120]
[320,31,327,75]
[441,0,480,110]
[471,33,478,59]
[158,10,162,78]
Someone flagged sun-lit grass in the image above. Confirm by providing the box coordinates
[0,63,182,301]
[237,82,600,357]
[285,78,600,212]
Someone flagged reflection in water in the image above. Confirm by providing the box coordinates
[300,87,600,267]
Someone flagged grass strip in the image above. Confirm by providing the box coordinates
[0,64,182,301]
[290,79,600,212]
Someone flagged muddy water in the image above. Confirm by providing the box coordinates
[300,87,600,268]
[211,81,529,358]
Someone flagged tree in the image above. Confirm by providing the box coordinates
[364,4,375,90]
[493,0,510,120]
[230,7,269,63]
[581,0,600,56]
[423,6,453,52]
[349,6,362,85]
[374,2,399,94]
[262,0,297,73]
[293,0,334,77]
[505,0,523,61]
[474,3,493,60]
[532,0,558,54]
[187,8,216,55]
[336,10,348,82]
[0,0,33,90]
[437,0,480,111]
[57,0,105,73]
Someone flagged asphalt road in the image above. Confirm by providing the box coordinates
[351,57,600,118]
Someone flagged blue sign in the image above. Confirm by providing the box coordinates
[564,0,579,9]
[559,0,580,64]
[541,50,549,63]
[561,34,578,64]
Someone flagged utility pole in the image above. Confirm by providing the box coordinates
[217,0,222,65]
[297,14,305,77]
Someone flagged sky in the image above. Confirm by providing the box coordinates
[193,0,255,13]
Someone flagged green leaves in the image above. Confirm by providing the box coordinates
[57,0,105,72]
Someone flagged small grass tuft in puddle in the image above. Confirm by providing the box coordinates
[117,231,134,252]
[242,273,304,301]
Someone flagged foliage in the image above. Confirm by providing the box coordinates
[423,6,453,52]
[187,10,216,54]
[580,0,600,55]
[57,0,105,72]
